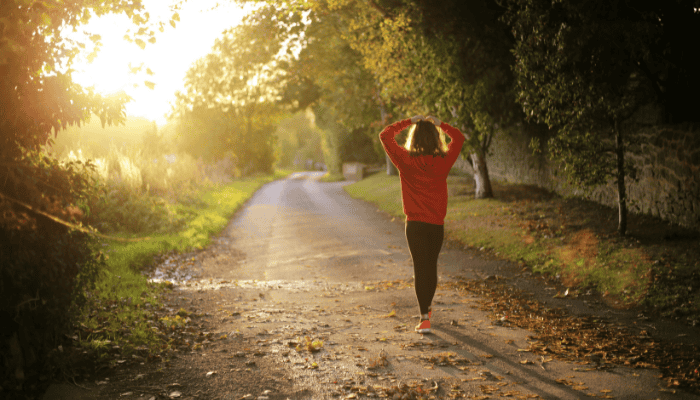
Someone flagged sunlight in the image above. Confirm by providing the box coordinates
[68,0,250,126]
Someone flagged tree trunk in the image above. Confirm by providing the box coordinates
[376,92,397,176]
[448,106,493,198]
[615,122,627,236]
[470,149,493,199]
[385,153,398,175]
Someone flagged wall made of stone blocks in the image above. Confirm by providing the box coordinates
[458,125,700,230]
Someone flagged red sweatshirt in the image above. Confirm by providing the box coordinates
[379,118,465,225]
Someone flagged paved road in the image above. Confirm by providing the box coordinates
[181,171,696,400]
[44,171,699,400]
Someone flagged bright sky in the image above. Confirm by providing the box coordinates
[70,0,250,126]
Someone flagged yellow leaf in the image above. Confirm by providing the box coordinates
[144,81,156,90]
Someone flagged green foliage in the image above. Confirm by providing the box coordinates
[506,0,656,131]
[339,126,384,165]
[314,0,520,197]
[285,5,384,171]
[170,5,296,175]
[89,186,187,234]
[0,148,106,389]
[77,172,286,365]
[503,0,681,234]
[504,0,700,183]
[274,112,325,169]
[0,1,183,392]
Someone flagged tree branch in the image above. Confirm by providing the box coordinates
[368,0,388,17]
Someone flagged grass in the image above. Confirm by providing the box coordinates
[77,170,289,359]
[345,173,700,325]
[318,172,345,182]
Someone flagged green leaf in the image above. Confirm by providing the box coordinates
[41,14,51,26]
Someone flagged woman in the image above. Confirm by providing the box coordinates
[379,115,465,333]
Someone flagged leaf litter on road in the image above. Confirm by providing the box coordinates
[445,277,700,393]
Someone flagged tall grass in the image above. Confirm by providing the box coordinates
[55,131,287,359]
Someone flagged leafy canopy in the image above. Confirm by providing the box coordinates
[170,4,300,172]
[504,0,663,186]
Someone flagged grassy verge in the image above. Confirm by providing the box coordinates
[319,172,345,182]
[76,171,289,361]
[345,173,700,325]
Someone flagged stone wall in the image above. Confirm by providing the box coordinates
[457,125,700,230]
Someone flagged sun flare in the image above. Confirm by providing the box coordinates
[68,0,249,126]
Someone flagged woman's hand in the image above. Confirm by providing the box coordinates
[425,115,442,126]
[410,115,424,124]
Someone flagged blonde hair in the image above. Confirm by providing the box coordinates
[404,120,448,157]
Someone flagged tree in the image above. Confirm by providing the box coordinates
[281,5,387,174]
[274,111,325,169]
[170,5,295,174]
[0,0,178,390]
[327,0,520,198]
[504,0,699,235]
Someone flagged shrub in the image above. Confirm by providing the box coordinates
[0,150,104,394]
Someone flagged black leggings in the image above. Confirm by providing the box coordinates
[405,220,444,315]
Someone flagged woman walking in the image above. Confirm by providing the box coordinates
[379,115,465,333]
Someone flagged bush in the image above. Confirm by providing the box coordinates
[87,183,189,234]
[0,151,104,394]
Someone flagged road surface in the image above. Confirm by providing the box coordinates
[44,171,699,400]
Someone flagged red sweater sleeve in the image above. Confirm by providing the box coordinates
[379,118,412,170]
